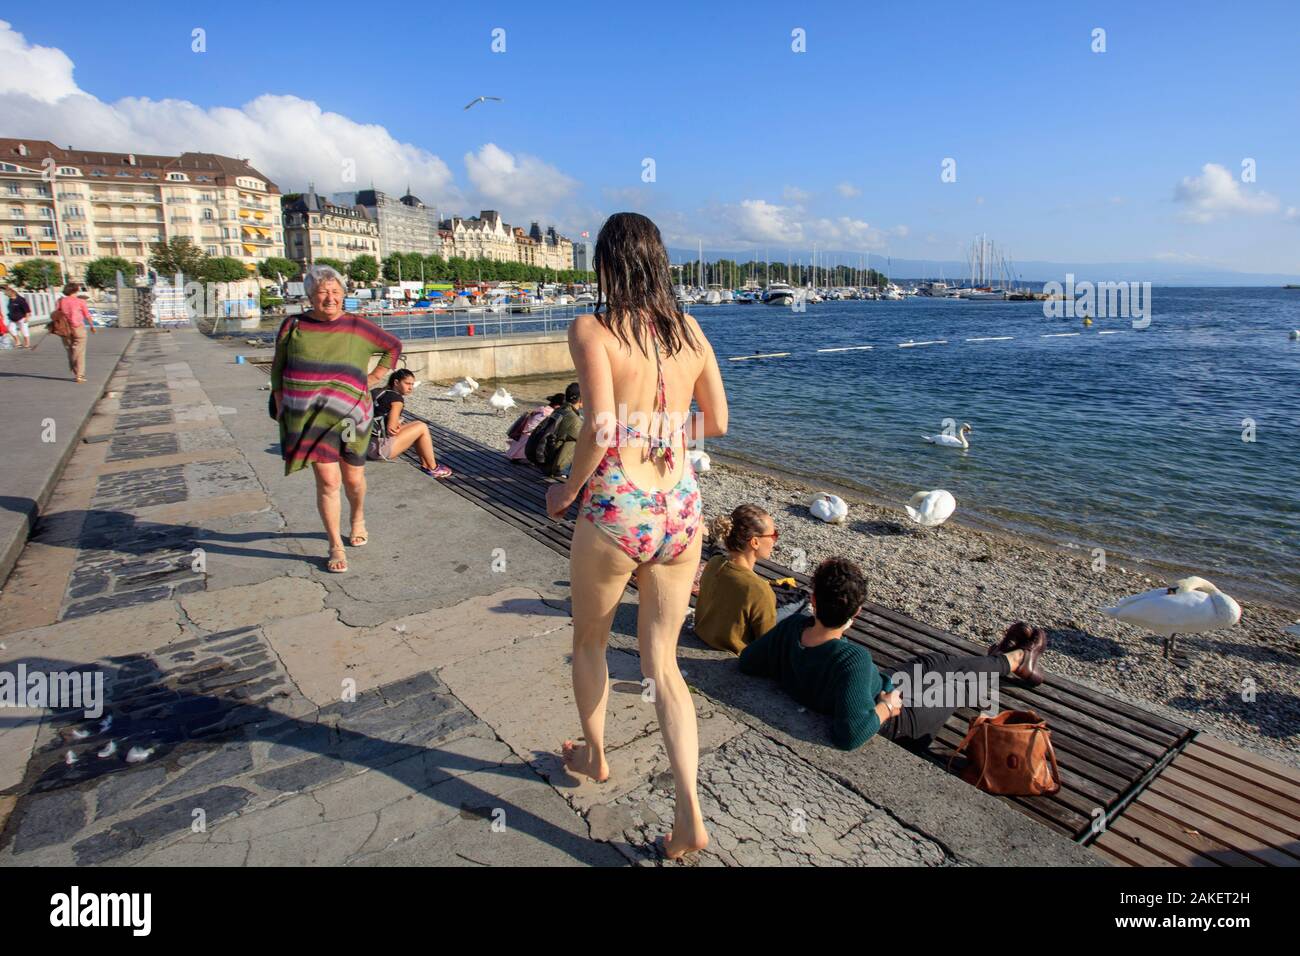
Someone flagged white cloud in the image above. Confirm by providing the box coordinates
[0,20,461,207]
[701,199,895,251]
[1286,206,1299,224]
[835,182,861,198]
[1174,163,1279,223]
[463,143,578,220]
[782,185,811,203]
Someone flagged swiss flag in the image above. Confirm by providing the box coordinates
[580,231,589,238]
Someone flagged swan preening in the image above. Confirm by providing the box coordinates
[809,493,849,524]
[489,387,517,415]
[905,490,956,528]
[1101,575,1241,658]
[445,380,476,402]
[688,449,711,473]
[923,422,973,449]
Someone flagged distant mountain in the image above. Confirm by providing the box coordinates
[665,247,1300,287]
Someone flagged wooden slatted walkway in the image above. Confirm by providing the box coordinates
[360,404,1300,864]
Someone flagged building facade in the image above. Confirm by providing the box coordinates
[573,241,594,271]
[282,188,381,270]
[350,188,441,258]
[0,139,281,283]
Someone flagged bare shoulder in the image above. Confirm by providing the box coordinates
[569,311,602,339]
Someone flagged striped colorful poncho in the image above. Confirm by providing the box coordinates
[271,311,402,475]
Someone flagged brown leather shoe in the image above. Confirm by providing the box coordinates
[988,623,1047,686]
[987,621,1035,656]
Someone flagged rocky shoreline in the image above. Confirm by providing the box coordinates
[404,380,1300,769]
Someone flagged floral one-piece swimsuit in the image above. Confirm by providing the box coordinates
[578,325,702,563]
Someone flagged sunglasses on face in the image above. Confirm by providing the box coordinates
[754,529,779,542]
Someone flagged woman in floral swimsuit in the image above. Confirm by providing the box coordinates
[546,212,729,861]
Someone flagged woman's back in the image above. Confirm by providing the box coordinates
[574,309,714,494]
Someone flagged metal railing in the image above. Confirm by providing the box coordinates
[371,303,588,342]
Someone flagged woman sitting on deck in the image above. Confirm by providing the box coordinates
[739,557,1048,751]
[693,506,781,654]
[369,369,453,478]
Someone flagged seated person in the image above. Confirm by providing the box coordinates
[506,392,564,462]
[368,369,452,477]
[693,505,779,653]
[739,557,1046,750]
[543,382,583,478]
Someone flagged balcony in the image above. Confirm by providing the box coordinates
[171,216,193,223]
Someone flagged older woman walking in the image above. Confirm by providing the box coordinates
[545,212,728,860]
[271,264,402,573]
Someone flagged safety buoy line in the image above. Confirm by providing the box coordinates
[965,336,1015,342]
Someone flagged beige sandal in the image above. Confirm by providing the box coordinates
[327,546,348,573]
[348,522,368,548]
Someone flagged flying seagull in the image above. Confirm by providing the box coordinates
[464,96,504,110]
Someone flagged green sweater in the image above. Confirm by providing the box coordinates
[738,611,893,750]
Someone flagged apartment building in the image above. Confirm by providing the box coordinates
[282,188,381,270]
[0,139,282,281]
[346,188,441,258]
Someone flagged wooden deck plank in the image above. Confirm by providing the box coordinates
[1180,742,1300,802]
[1132,788,1297,867]
[1159,763,1300,837]
[1171,754,1300,822]
[1193,734,1300,786]
[1108,805,1245,867]
[1093,830,1180,867]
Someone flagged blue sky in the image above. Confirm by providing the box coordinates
[4,1,1298,274]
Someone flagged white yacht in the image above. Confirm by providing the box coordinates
[763,282,797,306]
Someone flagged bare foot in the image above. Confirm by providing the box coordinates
[660,821,709,861]
[561,739,609,783]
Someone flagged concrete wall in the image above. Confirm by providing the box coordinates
[395,331,573,382]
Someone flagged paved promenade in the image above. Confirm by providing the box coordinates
[0,328,1100,866]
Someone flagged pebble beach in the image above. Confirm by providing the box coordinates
[404,379,1300,769]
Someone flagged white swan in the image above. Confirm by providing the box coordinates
[923,422,972,448]
[445,381,475,402]
[460,376,480,391]
[489,386,516,415]
[809,493,849,524]
[1101,575,1241,658]
[905,490,956,528]
[688,449,711,473]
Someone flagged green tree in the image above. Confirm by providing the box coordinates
[347,255,379,283]
[83,256,134,290]
[11,260,63,290]
[149,237,206,281]
[258,256,299,281]
[200,257,250,283]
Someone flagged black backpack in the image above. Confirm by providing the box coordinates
[525,410,564,467]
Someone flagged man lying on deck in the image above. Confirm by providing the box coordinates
[738,557,1047,750]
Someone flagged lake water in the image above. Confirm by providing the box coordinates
[690,288,1298,602]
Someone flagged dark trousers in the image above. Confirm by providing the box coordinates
[878,651,1011,748]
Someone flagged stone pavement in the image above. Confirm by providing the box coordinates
[0,325,134,589]
[0,328,1103,867]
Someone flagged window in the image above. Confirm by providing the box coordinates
[0,163,18,172]
[206,246,217,256]
[58,166,80,176]
[42,226,54,237]
[9,206,20,218]
[40,207,53,218]
[91,170,107,177]
[202,208,214,220]
[5,182,18,195]
[115,171,131,177]
[196,175,211,182]
[72,244,87,256]
[14,226,27,236]
[167,172,187,182]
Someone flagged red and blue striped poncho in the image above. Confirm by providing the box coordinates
[270,311,402,475]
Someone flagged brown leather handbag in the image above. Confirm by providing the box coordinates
[948,710,1061,796]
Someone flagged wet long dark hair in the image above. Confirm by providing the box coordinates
[593,212,700,358]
